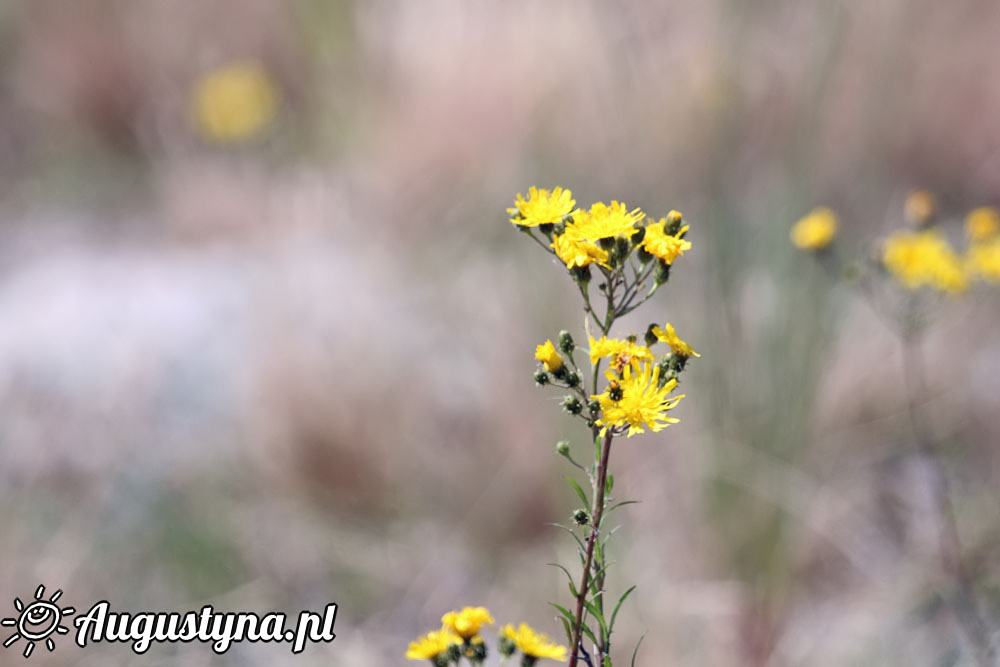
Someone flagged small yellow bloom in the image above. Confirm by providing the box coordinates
[965,206,1000,242]
[501,623,568,661]
[190,61,278,144]
[904,190,936,226]
[564,201,643,242]
[790,207,838,251]
[441,606,494,639]
[652,323,700,358]
[967,236,1000,283]
[588,335,655,371]
[535,340,564,373]
[405,626,461,660]
[508,187,576,227]
[641,219,692,264]
[592,362,684,437]
[882,229,969,294]
[551,233,611,269]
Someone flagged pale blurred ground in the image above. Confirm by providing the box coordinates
[2,1,1000,665]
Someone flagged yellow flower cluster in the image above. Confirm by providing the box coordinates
[509,187,692,270]
[406,607,567,664]
[586,323,696,437]
[882,229,968,294]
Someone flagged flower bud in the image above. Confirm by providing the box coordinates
[499,635,516,658]
[570,265,592,284]
[556,440,571,457]
[562,396,583,415]
[564,370,581,388]
[573,509,590,525]
[654,260,671,285]
[558,330,575,354]
[644,323,658,347]
[665,210,684,235]
[534,370,550,386]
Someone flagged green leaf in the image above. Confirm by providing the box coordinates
[566,477,590,508]
[582,599,609,641]
[609,585,636,635]
[549,523,587,553]
[607,499,639,514]
[631,632,647,667]
[605,473,614,494]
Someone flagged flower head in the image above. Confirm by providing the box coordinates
[535,340,564,373]
[501,623,568,662]
[564,201,643,242]
[509,187,576,228]
[405,626,461,660]
[551,234,611,269]
[190,61,278,144]
[790,207,838,251]
[592,362,684,437]
[641,218,692,264]
[652,323,700,358]
[588,335,655,371]
[965,206,1000,242]
[904,190,936,226]
[967,236,1000,284]
[882,229,969,294]
[441,606,494,639]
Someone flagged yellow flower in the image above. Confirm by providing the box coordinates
[641,218,692,264]
[551,233,611,269]
[588,335,655,371]
[790,207,838,251]
[535,340,564,372]
[501,623,568,661]
[967,237,1000,283]
[592,362,684,437]
[190,61,278,144]
[965,206,1000,242]
[564,201,643,242]
[652,323,700,358]
[882,229,969,294]
[508,187,576,228]
[405,626,460,660]
[441,606,494,639]
[904,190,936,226]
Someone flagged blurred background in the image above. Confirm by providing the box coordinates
[2,1,1000,664]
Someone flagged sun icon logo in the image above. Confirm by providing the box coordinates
[2,585,75,659]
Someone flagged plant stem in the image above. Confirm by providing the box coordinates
[901,333,995,665]
[568,430,614,667]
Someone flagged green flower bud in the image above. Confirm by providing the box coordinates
[573,509,590,525]
[558,330,575,354]
[598,236,616,250]
[614,236,631,262]
[521,654,540,667]
[562,396,583,415]
[665,210,684,235]
[552,364,569,381]
[534,370,550,386]
[464,637,487,662]
[632,225,646,245]
[644,323,658,347]
[654,260,671,285]
[571,265,592,284]
[499,635,517,658]
[636,247,653,264]
[588,400,601,416]
[565,370,581,388]
[556,440,571,457]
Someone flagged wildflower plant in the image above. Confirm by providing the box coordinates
[405,187,697,665]
[791,192,1000,665]
[514,187,696,666]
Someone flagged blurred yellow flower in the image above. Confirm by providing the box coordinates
[551,233,611,269]
[965,206,1000,242]
[508,187,576,227]
[652,323,700,358]
[190,60,278,144]
[588,335,655,370]
[904,190,936,226]
[967,237,1000,283]
[564,201,643,242]
[535,340,564,373]
[790,207,838,251]
[592,361,683,437]
[882,229,968,294]
[441,606,494,639]
[405,626,460,660]
[641,218,691,264]
[501,623,568,661]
